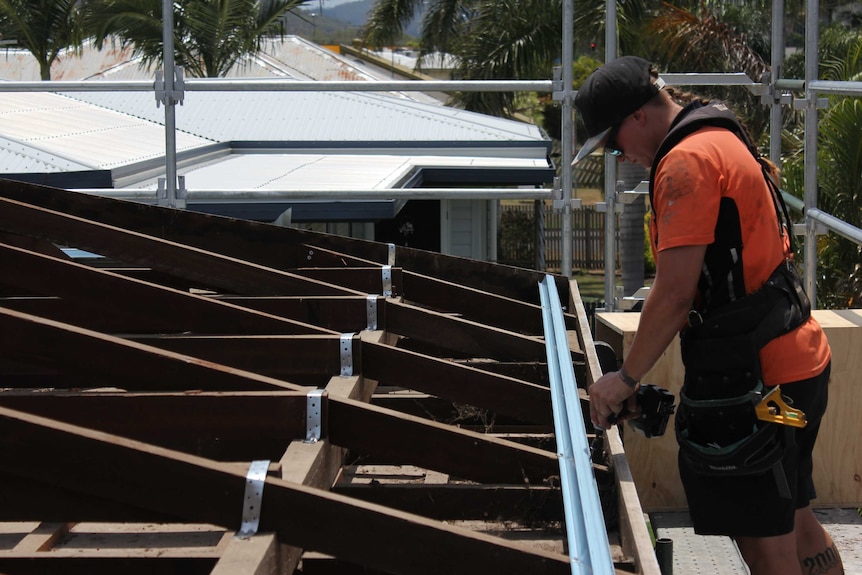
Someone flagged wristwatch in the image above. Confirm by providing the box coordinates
[618,365,639,388]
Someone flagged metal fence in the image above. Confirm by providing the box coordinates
[498,203,611,272]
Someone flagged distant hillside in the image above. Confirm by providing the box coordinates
[326,0,372,27]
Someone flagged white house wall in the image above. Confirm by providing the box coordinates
[441,199,488,260]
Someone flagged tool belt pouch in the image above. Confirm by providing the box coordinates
[675,384,792,477]
[676,339,781,477]
[674,259,809,478]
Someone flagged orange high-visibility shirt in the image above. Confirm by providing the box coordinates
[649,126,830,385]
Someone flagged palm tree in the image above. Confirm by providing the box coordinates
[85,0,310,78]
[817,98,862,308]
[362,0,652,117]
[0,0,83,80]
[448,0,561,117]
[363,0,473,54]
[646,2,774,138]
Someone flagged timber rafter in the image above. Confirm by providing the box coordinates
[0,179,651,575]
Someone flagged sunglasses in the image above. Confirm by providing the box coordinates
[604,123,624,157]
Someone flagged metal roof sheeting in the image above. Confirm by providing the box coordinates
[0,36,541,147]
[0,92,214,172]
[66,90,546,147]
[0,142,79,173]
[0,37,550,192]
[1,36,439,105]
[129,153,549,191]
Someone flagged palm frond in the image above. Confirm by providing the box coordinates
[819,98,862,225]
[418,0,472,55]
[0,0,82,79]
[85,0,307,77]
[648,2,768,79]
[451,0,560,116]
[362,0,421,47]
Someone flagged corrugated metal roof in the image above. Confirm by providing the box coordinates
[0,141,79,173]
[66,90,546,147]
[0,92,214,172]
[76,37,376,83]
[1,37,356,82]
[0,37,550,191]
[1,41,141,82]
[244,36,379,81]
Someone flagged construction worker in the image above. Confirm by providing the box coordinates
[576,56,844,575]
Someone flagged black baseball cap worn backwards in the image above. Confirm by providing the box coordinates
[572,56,665,165]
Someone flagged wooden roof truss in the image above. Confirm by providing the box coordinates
[0,179,656,575]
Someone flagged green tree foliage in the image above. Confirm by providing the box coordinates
[784,25,862,308]
[0,0,83,80]
[817,98,862,308]
[85,0,309,78]
[449,0,560,116]
[361,0,649,117]
[646,2,773,138]
[497,206,535,269]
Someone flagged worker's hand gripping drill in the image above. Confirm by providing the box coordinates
[590,371,675,437]
[588,369,640,431]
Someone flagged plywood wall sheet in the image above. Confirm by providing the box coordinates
[597,310,862,510]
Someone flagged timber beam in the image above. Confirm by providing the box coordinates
[0,197,357,297]
[0,406,572,575]
[0,243,331,335]
[0,391,314,461]
[0,313,557,483]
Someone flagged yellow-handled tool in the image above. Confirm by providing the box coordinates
[755,385,807,428]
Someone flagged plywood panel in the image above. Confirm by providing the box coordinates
[810,310,862,507]
[596,310,862,510]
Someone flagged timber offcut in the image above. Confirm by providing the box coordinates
[0,179,659,575]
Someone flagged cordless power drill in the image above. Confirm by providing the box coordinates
[592,342,675,438]
[591,384,676,464]
[625,383,676,438]
[604,383,676,437]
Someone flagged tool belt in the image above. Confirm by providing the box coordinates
[675,261,810,494]
[677,382,793,474]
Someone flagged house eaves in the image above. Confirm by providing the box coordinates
[106,149,553,222]
[0,39,552,222]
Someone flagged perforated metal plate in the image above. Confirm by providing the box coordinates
[650,512,749,575]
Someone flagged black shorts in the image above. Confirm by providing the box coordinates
[679,362,830,537]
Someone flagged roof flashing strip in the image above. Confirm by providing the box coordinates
[539,276,615,574]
